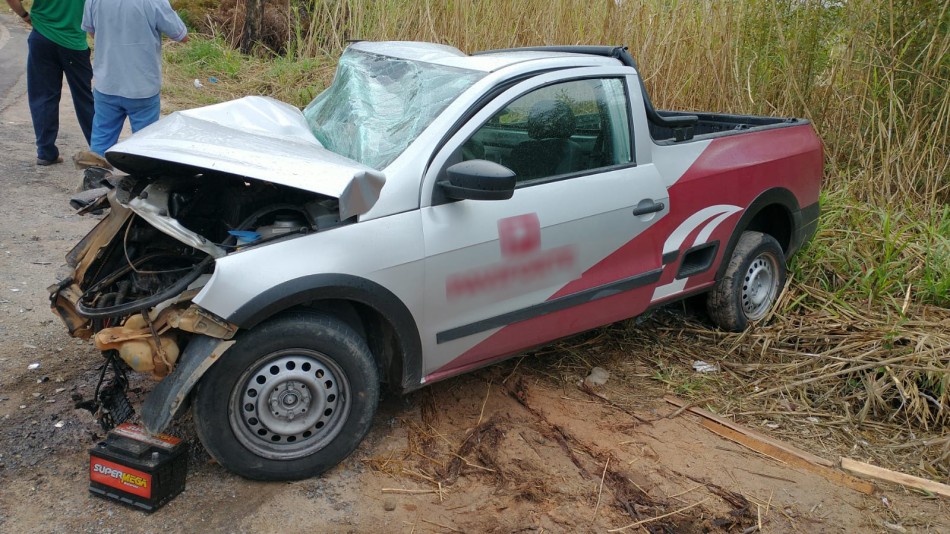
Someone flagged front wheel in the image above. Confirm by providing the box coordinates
[193,312,379,480]
[707,231,786,332]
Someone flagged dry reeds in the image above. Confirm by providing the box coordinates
[618,284,950,479]
[735,283,949,430]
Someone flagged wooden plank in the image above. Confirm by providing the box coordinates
[841,457,950,499]
[664,395,834,467]
[701,419,877,495]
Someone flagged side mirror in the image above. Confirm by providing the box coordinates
[438,160,516,201]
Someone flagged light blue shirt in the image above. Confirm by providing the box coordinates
[82,0,187,99]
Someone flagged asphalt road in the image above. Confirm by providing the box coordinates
[0,12,29,112]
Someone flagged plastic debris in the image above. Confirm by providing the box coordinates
[692,360,719,373]
[193,79,203,88]
[54,421,65,428]
[208,77,218,84]
[584,367,610,386]
[28,362,40,370]
[883,522,908,533]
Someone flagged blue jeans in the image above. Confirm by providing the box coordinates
[89,90,161,155]
[26,30,94,161]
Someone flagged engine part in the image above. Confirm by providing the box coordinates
[164,305,237,339]
[95,315,180,377]
[77,256,213,319]
[128,180,227,258]
[76,352,134,431]
[255,214,307,238]
[228,230,260,246]
[98,381,135,430]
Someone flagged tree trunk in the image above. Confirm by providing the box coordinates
[240,0,264,54]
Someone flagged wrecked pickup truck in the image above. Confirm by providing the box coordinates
[51,41,821,481]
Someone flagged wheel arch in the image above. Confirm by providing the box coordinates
[227,274,423,392]
[715,188,800,281]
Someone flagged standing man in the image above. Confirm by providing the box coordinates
[78,0,188,166]
[5,0,94,165]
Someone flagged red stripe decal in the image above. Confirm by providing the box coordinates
[429,125,821,379]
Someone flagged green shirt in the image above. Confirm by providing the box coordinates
[30,0,88,51]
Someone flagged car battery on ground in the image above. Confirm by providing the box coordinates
[88,423,188,512]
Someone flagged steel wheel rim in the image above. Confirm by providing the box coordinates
[741,252,779,320]
[229,349,350,460]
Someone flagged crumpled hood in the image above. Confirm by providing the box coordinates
[106,96,386,220]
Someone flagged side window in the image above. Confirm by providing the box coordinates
[463,78,632,184]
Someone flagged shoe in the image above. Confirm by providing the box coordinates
[36,156,64,166]
[73,150,113,170]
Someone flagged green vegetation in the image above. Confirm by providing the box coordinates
[162,0,948,468]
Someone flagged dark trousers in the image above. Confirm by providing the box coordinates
[26,30,94,161]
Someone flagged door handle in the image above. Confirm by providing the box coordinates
[632,200,665,216]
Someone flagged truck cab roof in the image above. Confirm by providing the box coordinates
[349,41,624,73]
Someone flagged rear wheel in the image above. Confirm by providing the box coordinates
[193,312,379,480]
[707,231,786,332]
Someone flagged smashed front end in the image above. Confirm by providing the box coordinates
[49,96,385,431]
[51,174,345,427]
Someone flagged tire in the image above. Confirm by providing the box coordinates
[707,231,786,332]
[193,311,379,480]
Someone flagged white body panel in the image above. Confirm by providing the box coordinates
[193,210,426,328]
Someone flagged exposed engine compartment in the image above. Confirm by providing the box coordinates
[70,174,343,330]
[52,171,354,429]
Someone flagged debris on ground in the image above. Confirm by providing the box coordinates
[583,366,610,386]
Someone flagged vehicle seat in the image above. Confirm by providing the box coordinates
[508,100,584,180]
[461,137,486,160]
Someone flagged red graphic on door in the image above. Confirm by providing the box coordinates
[498,214,541,257]
[446,213,575,300]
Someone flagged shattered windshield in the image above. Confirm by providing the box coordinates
[303,48,485,170]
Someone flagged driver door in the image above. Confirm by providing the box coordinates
[419,70,669,380]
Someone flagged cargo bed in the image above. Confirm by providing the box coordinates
[650,111,805,143]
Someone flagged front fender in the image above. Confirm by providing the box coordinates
[225,273,424,391]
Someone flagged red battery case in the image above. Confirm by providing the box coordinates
[88,423,188,512]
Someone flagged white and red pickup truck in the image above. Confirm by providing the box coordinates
[51,42,821,480]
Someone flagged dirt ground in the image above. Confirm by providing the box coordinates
[1,14,948,534]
